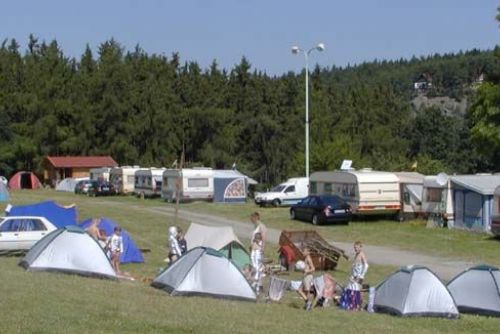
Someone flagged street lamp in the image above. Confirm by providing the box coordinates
[291,43,325,178]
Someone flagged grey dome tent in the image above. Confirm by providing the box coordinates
[19,226,117,280]
[56,177,88,192]
[447,265,500,317]
[374,266,458,318]
[184,223,250,269]
[152,247,256,301]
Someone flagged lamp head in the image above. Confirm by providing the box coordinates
[316,43,325,52]
[291,46,300,54]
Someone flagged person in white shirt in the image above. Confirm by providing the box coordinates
[250,212,267,250]
[106,227,124,274]
[168,226,182,263]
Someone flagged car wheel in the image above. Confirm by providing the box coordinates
[312,214,320,225]
[290,209,296,220]
[272,199,281,207]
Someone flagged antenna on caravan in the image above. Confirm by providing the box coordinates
[436,172,449,186]
[340,160,353,171]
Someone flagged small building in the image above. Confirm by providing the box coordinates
[413,73,433,91]
[451,174,500,233]
[43,156,118,187]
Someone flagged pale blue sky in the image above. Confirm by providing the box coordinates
[1,0,498,74]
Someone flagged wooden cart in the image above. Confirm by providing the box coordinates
[278,230,348,271]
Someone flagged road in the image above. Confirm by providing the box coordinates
[136,204,471,280]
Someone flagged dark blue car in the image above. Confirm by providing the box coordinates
[290,195,352,225]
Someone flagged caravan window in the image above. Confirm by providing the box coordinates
[324,183,332,194]
[310,182,317,194]
[188,178,209,188]
[147,177,152,186]
[426,188,442,202]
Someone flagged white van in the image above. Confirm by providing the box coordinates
[89,167,112,182]
[309,169,400,216]
[162,168,214,202]
[254,177,309,207]
[109,166,140,195]
[134,168,165,197]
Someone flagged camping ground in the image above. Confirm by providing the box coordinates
[0,190,499,333]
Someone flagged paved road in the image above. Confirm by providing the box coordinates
[137,204,471,280]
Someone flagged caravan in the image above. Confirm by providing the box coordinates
[110,166,140,195]
[394,172,425,220]
[162,168,214,202]
[309,169,400,216]
[422,174,454,227]
[89,167,112,182]
[134,168,165,197]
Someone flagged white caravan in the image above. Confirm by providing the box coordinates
[109,166,140,195]
[421,174,454,227]
[134,168,165,197]
[309,169,400,216]
[254,177,309,207]
[162,168,214,202]
[89,167,112,182]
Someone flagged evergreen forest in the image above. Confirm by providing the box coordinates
[0,35,499,186]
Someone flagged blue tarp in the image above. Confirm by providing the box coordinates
[6,200,77,228]
[80,217,144,263]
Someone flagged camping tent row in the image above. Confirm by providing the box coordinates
[310,169,500,233]
[374,265,500,318]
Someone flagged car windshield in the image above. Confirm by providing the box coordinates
[270,185,286,192]
[319,195,340,206]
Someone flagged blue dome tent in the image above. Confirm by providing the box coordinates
[6,200,77,228]
[80,217,144,264]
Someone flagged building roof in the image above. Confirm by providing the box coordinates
[45,156,118,168]
[451,174,500,196]
[394,172,425,184]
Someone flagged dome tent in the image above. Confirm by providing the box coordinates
[7,200,77,229]
[80,217,144,264]
[447,265,500,317]
[374,266,458,318]
[184,223,250,269]
[19,225,117,280]
[152,247,256,301]
[8,171,41,189]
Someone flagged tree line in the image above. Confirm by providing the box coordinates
[0,35,498,186]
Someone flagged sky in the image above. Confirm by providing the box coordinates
[1,0,498,75]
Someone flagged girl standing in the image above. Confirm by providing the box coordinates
[340,241,369,311]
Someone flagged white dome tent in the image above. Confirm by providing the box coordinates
[374,266,458,318]
[152,247,256,301]
[19,225,117,280]
[447,265,500,317]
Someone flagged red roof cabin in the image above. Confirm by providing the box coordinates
[43,156,118,187]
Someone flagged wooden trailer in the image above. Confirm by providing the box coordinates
[278,230,348,271]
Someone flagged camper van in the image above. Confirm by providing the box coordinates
[162,168,214,202]
[254,177,309,207]
[109,166,140,195]
[394,172,425,220]
[309,169,400,216]
[134,168,165,197]
[421,174,454,227]
[89,167,112,182]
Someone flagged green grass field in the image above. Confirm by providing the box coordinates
[1,190,499,333]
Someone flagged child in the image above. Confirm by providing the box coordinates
[107,227,124,275]
[177,228,187,255]
[251,232,264,294]
[168,226,182,263]
[297,247,315,310]
[340,241,369,311]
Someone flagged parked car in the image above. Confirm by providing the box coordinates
[87,181,115,197]
[75,179,93,194]
[0,216,57,253]
[290,195,352,225]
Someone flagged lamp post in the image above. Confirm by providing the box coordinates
[291,43,325,178]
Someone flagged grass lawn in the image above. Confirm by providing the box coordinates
[0,190,499,333]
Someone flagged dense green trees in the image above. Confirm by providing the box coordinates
[0,36,498,185]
